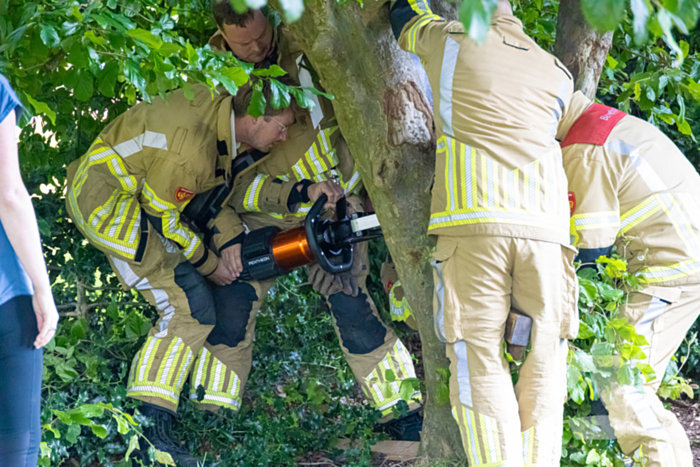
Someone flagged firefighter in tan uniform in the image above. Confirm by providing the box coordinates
[66,83,295,466]
[390,0,579,465]
[205,3,424,439]
[558,91,700,467]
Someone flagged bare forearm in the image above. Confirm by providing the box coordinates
[0,188,51,292]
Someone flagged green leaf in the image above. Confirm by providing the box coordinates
[158,42,182,57]
[617,364,635,385]
[677,117,692,135]
[581,0,625,32]
[459,0,498,44]
[125,434,139,460]
[126,28,163,50]
[74,69,94,102]
[247,82,267,118]
[114,414,130,435]
[253,65,287,78]
[90,424,108,439]
[270,79,291,109]
[65,425,81,444]
[24,94,56,126]
[84,31,107,47]
[71,5,84,21]
[289,87,315,110]
[384,369,396,382]
[80,404,105,418]
[680,40,690,58]
[155,450,176,466]
[591,342,614,355]
[606,55,618,69]
[43,423,61,438]
[39,442,51,459]
[577,321,595,339]
[279,0,305,22]
[586,448,601,464]
[98,61,119,98]
[40,24,60,48]
[71,318,89,340]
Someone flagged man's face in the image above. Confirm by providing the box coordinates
[250,109,295,152]
[221,10,274,64]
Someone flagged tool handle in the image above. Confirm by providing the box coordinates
[305,194,353,274]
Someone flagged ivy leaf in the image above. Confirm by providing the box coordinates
[126,28,163,50]
[98,61,120,98]
[114,414,130,435]
[65,425,81,444]
[279,0,305,22]
[581,0,625,32]
[74,70,94,102]
[459,0,498,44]
[24,94,56,126]
[40,24,60,48]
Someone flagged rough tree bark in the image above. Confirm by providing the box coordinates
[553,0,613,98]
[279,0,465,460]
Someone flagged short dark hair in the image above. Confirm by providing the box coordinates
[212,0,256,29]
[232,76,302,117]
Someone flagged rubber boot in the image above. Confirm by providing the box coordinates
[136,403,206,467]
[377,410,423,441]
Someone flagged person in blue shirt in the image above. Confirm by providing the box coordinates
[0,74,58,467]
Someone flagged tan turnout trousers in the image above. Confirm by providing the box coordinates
[432,236,578,467]
[603,287,700,467]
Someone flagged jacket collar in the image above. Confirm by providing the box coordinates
[556,91,594,141]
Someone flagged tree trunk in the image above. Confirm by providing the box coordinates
[553,0,613,98]
[280,0,464,460]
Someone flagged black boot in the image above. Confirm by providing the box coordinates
[136,403,206,467]
[377,410,423,441]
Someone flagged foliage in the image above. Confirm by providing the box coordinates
[561,256,694,466]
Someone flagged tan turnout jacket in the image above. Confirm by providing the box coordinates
[559,91,700,286]
[66,85,245,279]
[395,4,574,244]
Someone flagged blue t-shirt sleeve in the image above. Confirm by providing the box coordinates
[0,74,22,125]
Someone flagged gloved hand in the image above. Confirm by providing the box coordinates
[307,263,359,297]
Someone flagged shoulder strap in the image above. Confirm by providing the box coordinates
[561,103,627,148]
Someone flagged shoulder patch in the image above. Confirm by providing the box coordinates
[175,187,195,202]
[561,103,627,148]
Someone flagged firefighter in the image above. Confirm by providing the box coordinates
[558,90,700,466]
[204,3,424,440]
[389,0,579,464]
[65,82,300,466]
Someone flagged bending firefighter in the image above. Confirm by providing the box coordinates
[389,0,579,465]
[66,83,295,466]
[559,91,700,467]
[206,2,424,439]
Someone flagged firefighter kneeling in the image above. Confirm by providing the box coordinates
[65,81,295,466]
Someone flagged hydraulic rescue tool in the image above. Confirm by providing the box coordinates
[183,191,382,281]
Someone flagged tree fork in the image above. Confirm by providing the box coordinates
[279,0,465,459]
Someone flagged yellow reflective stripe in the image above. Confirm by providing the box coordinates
[512,168,520,211]
[460,144,469,209]
[163,339,185,387]
[128,385,178,404]
[522,426,535,465]
[522,164,530,210]
[493,160,500,209]
[471,148,478,209]
[142,182,199,258]
[620,195,661,233]
[408,14,439,54]
[637,258,700,283]
[570,211,620,246]
[407,0,428,15]
[429,207,564,232]
[156,339,179,384]
[176,348,194,389]
[340,169,362,194]
[244,174,269,212]
[501,161,508,209]
[480,154,488,206]
[389,282,413,322]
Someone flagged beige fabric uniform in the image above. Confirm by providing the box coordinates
[392,0,578,464]
[209,112,421,421]
[66,85,248,413]
[210,32,422,420]
[559,91,700,467]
